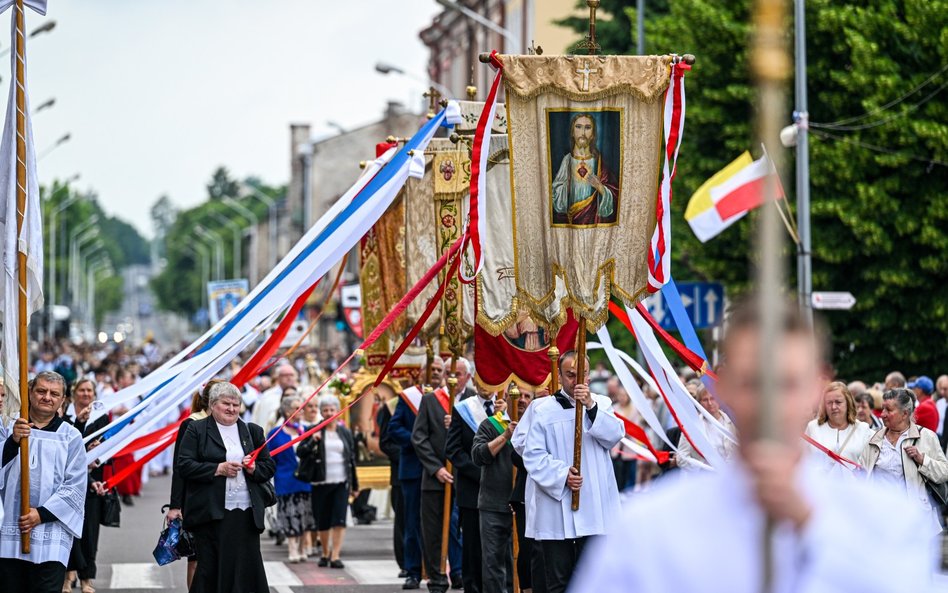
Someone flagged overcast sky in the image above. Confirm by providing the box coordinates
[27,0,440,236]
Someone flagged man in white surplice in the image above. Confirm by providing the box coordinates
[569,301,936,593]
[519,350,623,593]
[0,371,87,591]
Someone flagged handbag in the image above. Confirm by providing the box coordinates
[260,479,277,508]
[909,436,948,507]
[153,517,185,566]
[100,489,121,528]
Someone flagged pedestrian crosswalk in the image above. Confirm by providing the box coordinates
[97,558,403,591]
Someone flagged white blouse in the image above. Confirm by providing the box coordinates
[217,422,252,510]
[874,430,909,489]
[321,430,347,485]
[804,419,872,475]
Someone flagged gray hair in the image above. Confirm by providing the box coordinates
[318,394,341,410]
[207,381,242,406]
[280,394,303,417]
[883,388,915,415]
[445,357,471,375]
[29,371,66,394]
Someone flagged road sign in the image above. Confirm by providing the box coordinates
[644,282,725,331]
[811,291,856,310]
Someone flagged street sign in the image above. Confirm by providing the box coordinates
[811,291,856,310]
[644,282,725,331]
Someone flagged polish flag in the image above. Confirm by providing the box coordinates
[685,151,785,242]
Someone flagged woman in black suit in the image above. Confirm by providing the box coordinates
[167,380,214,589]
[177,381,276,593]
[297,394,359,568]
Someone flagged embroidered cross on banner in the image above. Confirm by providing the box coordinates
[575,61,598,92]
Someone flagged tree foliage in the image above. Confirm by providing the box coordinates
[151,173,283,317]
[561,0,948,379]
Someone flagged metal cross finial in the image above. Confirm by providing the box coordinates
[424,86,442,120]
[574,0,601,55]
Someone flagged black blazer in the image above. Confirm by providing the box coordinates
[169,416,197,510]
[297,425,359,490]
[176,417,276,532]
[411,392,450,492]
[445,404,481,509]
[376,402,401,486]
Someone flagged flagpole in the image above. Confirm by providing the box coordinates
[13,0,31,555]
[570,318,587,512]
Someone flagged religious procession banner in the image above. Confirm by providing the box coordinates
[360,177,407,370]
[475,53,688,330]
[468,134,579,390]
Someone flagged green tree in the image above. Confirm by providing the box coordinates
[206,167,240,201]
[151,176,283,318]
[561,0,948,379]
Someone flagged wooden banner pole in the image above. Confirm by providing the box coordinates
[571,318,587,512]
[508,383,522,593]
[14,0,31,555]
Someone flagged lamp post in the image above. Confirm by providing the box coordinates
[38,132,70,160]
[193,242,210,324]
[194,225,224,281]
[221,197,259,285]
[209,212,244,279]
[46,173,80,338]
[375,62,452,98]
[68,215,98,305]
[86,257,110,337]
[236,183,280,268]
[75,239,104,322]
[794,0,813,323]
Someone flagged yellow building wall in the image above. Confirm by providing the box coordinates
[536,0,584,55]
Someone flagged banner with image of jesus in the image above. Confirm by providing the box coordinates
[501,54,674,329]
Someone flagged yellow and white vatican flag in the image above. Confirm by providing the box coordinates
[0,0,48,414]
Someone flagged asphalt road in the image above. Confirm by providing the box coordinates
[88,473,406,593]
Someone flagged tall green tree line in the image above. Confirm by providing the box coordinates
[561,0,948,378]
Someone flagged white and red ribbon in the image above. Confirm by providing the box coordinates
[460,50,503,284]
[647,59,690,292]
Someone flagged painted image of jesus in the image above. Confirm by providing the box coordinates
[549,111,621,226]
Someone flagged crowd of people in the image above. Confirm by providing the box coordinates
[1,311,947,592]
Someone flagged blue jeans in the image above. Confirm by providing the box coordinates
[401,478,423,580]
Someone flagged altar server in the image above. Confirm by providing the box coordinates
[0,372,87,592]
[521,351,623,593]
[570,301,935,593]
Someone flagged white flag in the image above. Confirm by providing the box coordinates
[0,10,45,417]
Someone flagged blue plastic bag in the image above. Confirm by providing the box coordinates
[153,518,184,566]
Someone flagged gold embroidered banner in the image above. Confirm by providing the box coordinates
[359,191,406,370]
[502,54,672,329]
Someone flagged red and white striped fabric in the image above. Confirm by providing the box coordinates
[709,151,785,220]
[460,51,503,284]
[646,59,689,293]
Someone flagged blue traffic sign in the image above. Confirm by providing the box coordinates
[644,282,725,331]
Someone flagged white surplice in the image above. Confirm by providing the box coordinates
[569,459,936,593]
[521,392,624,540]
[0,420,86,566]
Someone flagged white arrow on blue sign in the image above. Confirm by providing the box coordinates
[644,282,725,331]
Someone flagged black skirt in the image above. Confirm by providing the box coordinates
[190,508,269,593]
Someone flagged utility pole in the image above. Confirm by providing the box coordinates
[636,0,645,55]
[794,0,813,324]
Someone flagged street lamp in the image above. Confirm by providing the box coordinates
[325,121,347,135]
[434,0,521,54]
[237,183,280,268]
[209,211,243,279]
[375,61,452,98]
[38,132,70,160]
[68,214,98,305]
[46,173,81,338]
[194,225,224,281]
[75,238,104,317]
[35,97,55,113]
[86,256,111,336]
[221,197,260,285]
[193,241,210,322]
